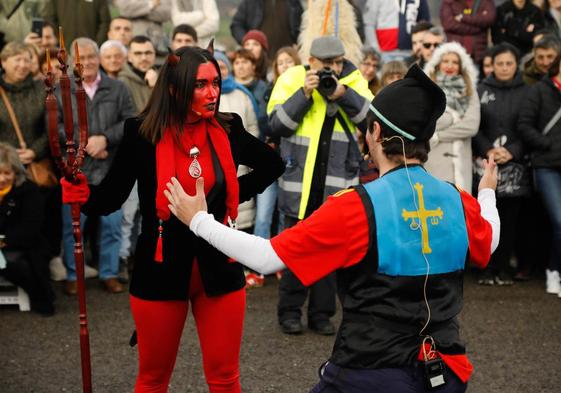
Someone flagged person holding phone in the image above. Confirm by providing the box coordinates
[24,20,58,53]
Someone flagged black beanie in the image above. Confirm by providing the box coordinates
[370,64,446,142]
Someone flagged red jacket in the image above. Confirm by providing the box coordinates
[440,0,496,63]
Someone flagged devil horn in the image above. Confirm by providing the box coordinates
[167,47,180,66]
[206,38,215,56]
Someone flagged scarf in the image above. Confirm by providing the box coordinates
[221,75,260,117]
[154,117,239,262]
[436,72,470,118]
[0,184,12,205]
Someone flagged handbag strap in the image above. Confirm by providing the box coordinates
[543,105,561,136]
[0,86,26,149]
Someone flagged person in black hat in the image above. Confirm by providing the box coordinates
[163,65,501,392]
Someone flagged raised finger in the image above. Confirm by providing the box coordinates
[164,189,176,206]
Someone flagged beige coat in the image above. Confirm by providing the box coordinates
[424,93,480,193]
[219,89,259,230]
[170,0,219,47]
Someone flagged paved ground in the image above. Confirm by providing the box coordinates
[1,271,560,393]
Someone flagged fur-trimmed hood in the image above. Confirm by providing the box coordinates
[298,0,363,66]
[423,42,479,90]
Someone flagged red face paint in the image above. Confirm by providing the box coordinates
[190,62,220,120]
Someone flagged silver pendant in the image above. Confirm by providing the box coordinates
[188,146,202,178]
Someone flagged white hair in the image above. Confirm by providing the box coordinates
[99,40,128,56]
[70,37,100,58]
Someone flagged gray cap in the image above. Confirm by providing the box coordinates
[310,36,345,59]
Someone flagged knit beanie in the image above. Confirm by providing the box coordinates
[242,30,269,52]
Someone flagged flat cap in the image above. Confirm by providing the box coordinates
[310,36,345,59]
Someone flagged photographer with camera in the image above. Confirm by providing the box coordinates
[268,35,373,335]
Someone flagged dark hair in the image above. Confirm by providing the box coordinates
[361,46,381,62]
[139,46,229,143]
[411,21,434,35]
[233,48,256,63]
[130,35,154,47]
[111,16,131,23]
[172,24,198,42]
[43,20,56,35]
[39,47,59,67]
[366,110,430,163]
[534,36,561,52]
[490,43,520,65]
[239,45,268,80]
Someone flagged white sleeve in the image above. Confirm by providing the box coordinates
[477,188,500,254]
[190,211,287,274]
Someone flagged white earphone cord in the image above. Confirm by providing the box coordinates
[382,135,435,357]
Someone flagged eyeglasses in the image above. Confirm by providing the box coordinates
[423,42,440,49]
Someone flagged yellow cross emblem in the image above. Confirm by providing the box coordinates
[401,183,444,254]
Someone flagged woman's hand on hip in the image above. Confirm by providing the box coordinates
[165,177,208,226]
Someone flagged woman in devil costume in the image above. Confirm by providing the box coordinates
[61,44,284,392]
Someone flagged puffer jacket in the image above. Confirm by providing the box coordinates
[474,72,531,197]
[517,76,561,169]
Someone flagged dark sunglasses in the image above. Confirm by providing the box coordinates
[423,42,440,49]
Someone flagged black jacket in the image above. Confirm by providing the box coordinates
[230,0,303,45]
[492,1,544,55]
[475,72,531,197]
[82,113,284,300]
[475,72,528,160]
[517,77,561,168]
[0,180,53,307]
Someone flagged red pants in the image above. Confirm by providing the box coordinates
[130,261,246,393]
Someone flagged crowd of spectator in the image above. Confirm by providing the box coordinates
[0,0,560,320]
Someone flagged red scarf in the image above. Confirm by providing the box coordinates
[154,117,239,262]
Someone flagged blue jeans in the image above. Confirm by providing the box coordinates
[534,168,561,271]
[62,204,123,281]
[254,181,278,239]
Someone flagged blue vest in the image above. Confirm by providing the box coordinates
[363,165,468,277]
[331,166,470,369]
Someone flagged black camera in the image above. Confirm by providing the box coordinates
[317,67,337,96]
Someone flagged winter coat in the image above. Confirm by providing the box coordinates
[523,57,546,86]
[517,77,561,169]
[474,72,531,197]
[0,75,48,161]
[362,0,399,52]
[230,0,303,46]
[51,0,111,47]
[424,42,481,192]
[440,0,496,63]
[398,0,431,50]
[114,0,171,55]
[170,0,219,47]
[492,1,544,56]
[219,90,259,230]
[118,64,153,114]
[81,113,284,300]
[544,8,561,38]
[0,180,53,308]
[55,73,136,186]
[0,0,53,43]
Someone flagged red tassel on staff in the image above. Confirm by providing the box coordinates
[154,220,164,262]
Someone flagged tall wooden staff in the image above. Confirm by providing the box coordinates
[44,28,93,393]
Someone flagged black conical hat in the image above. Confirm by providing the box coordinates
[370,64,446,142]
